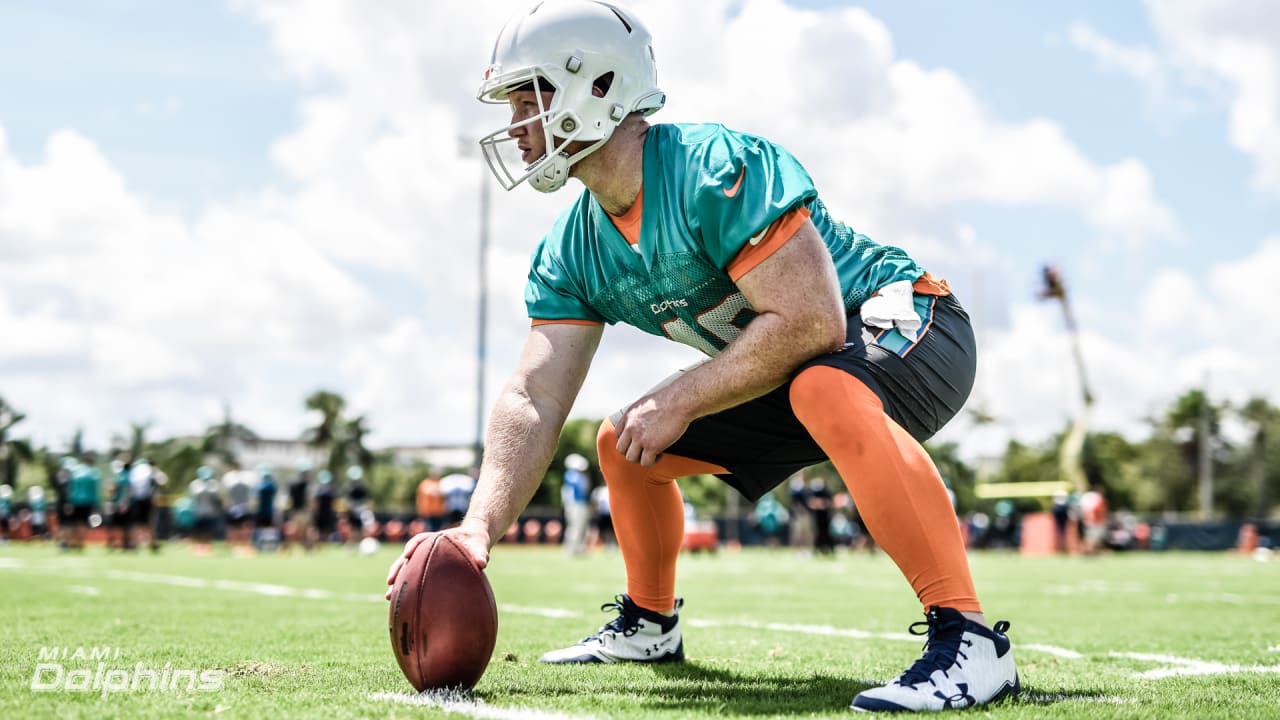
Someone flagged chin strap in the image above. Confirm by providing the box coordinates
[527,131,613,193]
[529,151,572,193]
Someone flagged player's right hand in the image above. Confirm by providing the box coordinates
[384,522,491,600]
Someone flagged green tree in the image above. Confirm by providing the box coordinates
[110,421,152,462]
[0,396,34,489]
[332,415,375,478]
[149,438,205,497]
[1081,432,1139,509]
[304,390,347,478]
[1236,396,1280,517]
[926,441,976,515]
[202,403,258,467]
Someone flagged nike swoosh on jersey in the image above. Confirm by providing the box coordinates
[722,167,745,198]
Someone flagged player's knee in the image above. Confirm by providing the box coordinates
[596,419,623,468]
[789,365,882,417]
[788,365,833,412]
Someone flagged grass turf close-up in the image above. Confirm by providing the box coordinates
[2,542,1278,719]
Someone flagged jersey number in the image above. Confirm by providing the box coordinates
[660,293,752,355]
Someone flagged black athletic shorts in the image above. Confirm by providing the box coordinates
[644,292,976,502]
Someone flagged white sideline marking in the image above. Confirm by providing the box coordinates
[0,557,25,569]
[100,570,385,603]
[1166,592,1280,606]
[500,604,581,619]
[1111,651,1280,679]
[689,618,913,643]
[1021,643,1084,659]
[1025,693,1131,705]
[371,691,594,720]
[687,618,1083,659]
[66,584,101,596]
[1270,645,1280,653]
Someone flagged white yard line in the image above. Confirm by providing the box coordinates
[1111,651,1280,679]
[99,569,386,603]
[371,691,595,720]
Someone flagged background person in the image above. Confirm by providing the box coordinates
[439,470,476,528]
[27,485,49,540]
[591,481,614,550]
[416,471,445,532]
[561,454,592,556]
[128,457,164,551]
[254,465,280,552]
[286,461,312,550]
[311,470,337,544]
[107,460,133,550]
[1080,483,1109,556]
[0,484,11,543]
[345,465,372,545]
[190,466,223,552]
[66,460,100,551]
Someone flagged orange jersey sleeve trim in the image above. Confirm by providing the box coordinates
[530,318,604,327]
[726,206,812,282]
[912,271,952,297]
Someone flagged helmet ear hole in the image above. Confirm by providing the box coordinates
[591,71,614,98]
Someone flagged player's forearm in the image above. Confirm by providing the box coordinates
[463,382,568,544]
[664,309,841,420]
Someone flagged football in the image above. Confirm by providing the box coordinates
[388,533,498,691]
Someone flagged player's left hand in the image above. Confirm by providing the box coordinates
[615,393,690,467]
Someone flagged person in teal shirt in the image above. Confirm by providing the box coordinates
[390,2,1017,712]
[0,484,12,543]
[108,460,133,550]
[66,462,100,550]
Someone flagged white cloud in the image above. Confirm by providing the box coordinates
[1067,21,1165,87]
[1144,0,1280,192]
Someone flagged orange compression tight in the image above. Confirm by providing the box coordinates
[789,365,981,612]
[597,419,728,613]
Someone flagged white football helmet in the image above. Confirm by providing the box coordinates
[477,0,665,193]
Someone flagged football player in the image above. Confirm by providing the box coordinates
[389,0,1018,711]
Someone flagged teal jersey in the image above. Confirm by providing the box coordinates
[0,497,9,516]
[173,497,196,529]
[525,123,926,355]
[68,468,100,506]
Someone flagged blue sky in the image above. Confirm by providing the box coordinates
[0,0,1277,457]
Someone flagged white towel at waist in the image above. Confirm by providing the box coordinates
[859,280,921,341]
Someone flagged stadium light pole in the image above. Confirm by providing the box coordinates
[1198,371,1214,519]
[475,152,491,471]
[1039,265,1093,494]
[460,137,490,471]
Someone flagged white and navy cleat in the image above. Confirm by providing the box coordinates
[540,594,684,664]
[852,606,1020,712]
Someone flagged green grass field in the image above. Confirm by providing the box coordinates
[2,541,1279,719]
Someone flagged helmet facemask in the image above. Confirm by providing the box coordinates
[477,71,616,194]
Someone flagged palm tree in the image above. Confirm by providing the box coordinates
[0,396,33,488]
[150,439,205,495]
[305,390,348,478]
[334,415,375,476]
[202,403,258,466]
[110,421,152,461]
